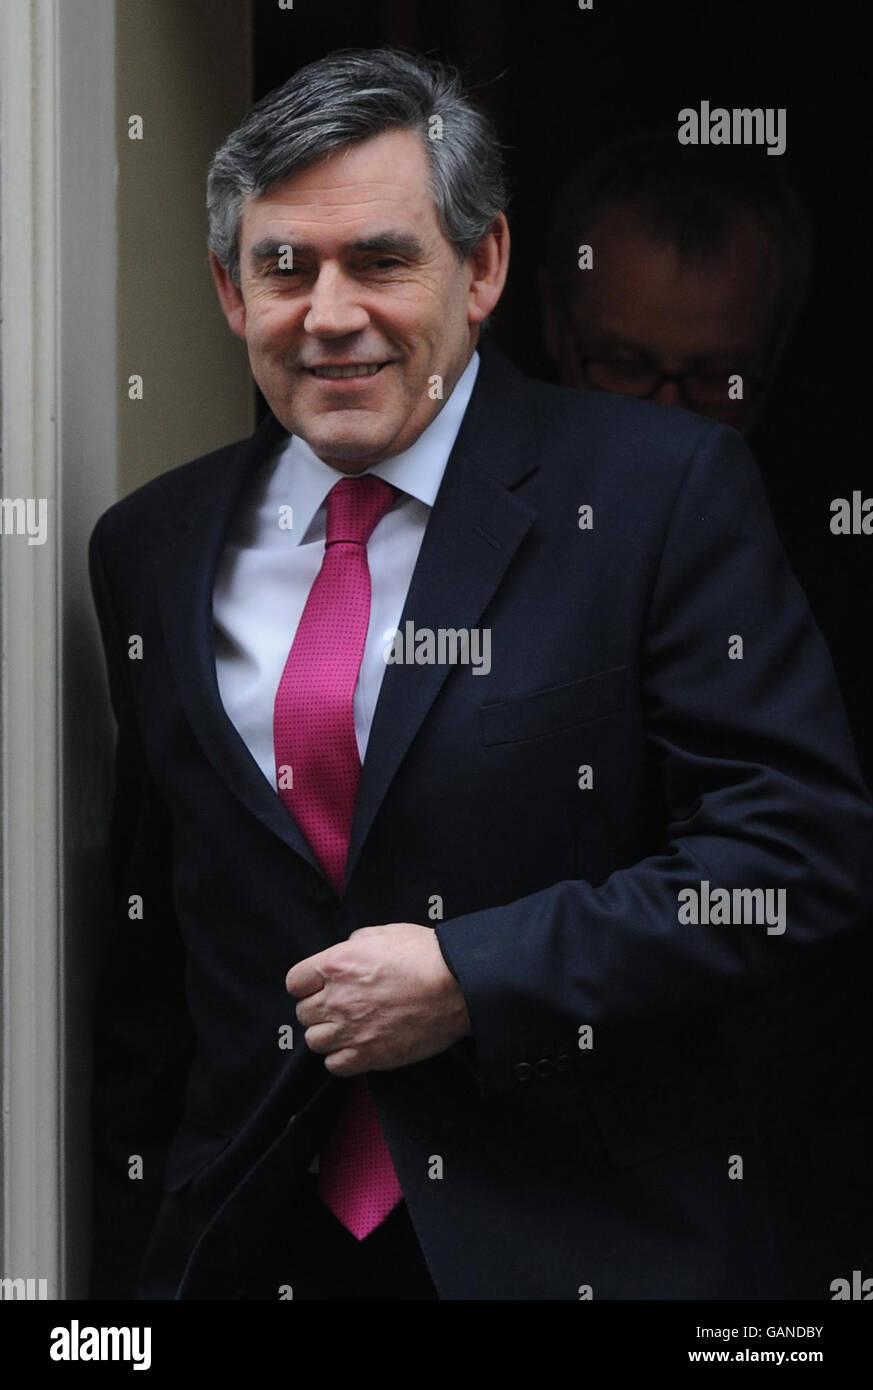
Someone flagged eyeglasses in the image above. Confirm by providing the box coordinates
[576,354,767,408]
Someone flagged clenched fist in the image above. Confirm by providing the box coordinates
[285,922,472,1076]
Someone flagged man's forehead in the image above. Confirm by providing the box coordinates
[239,180,442,261]
[585,209,778,285]
[243,129,433,216]
[571,213,780,334]
[239,210,440,270]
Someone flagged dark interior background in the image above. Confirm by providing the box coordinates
[251,0,872,784]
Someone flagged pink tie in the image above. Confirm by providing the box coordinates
[273,473,403,1240]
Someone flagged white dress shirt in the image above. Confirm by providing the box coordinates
[213,349,480,786]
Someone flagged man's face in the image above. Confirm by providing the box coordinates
[212,128,505,471]
[540,211,783,436]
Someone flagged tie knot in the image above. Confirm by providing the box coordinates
[325,474,399,547]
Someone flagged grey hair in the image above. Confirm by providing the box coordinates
[544,130,813,349]
[207,46,508,288]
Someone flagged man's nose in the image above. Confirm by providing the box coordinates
[303,266,369,337]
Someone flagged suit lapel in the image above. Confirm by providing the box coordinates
[345,339,541,887]
[153,338,542,893]
[153,410,325,878]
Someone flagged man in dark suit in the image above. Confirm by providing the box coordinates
[89,48,872,1301]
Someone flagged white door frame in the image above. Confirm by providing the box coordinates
[2,0,250,1298]
[1,0,118,1298]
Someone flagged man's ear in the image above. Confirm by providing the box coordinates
[209,251,247,340]
[466,211,511,326]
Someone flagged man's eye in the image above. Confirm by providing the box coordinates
[370,258,403,270]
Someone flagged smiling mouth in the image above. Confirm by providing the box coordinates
[308,362,390,379]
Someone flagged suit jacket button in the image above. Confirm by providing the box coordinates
[535,1058,554,1078]
[515,1062,533,1082]
[555,1054,571,1073]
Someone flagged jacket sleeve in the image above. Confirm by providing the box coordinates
[435,422,873,1096]
[88,518,195,1299]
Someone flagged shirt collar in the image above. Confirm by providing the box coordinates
[266,348,480,545]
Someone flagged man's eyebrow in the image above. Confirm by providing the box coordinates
[348,232,425,258]
[247,231,425,264]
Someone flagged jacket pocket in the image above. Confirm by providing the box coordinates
[478,665,629,746]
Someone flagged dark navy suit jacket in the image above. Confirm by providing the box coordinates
[88,335,873,1300]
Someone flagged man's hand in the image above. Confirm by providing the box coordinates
[285,923,472,1076]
